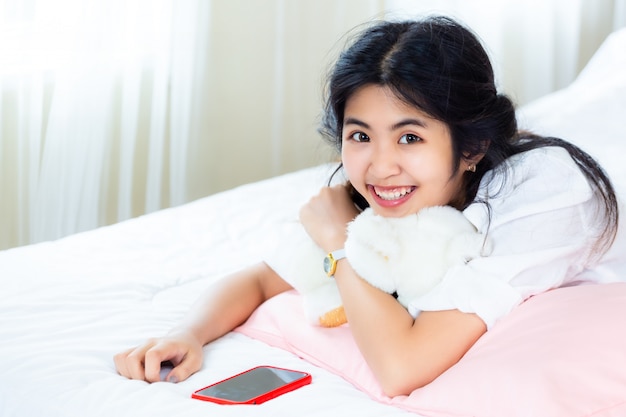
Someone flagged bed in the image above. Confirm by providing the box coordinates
[1,28,625,417]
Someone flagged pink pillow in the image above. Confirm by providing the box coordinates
[235,283,626,417]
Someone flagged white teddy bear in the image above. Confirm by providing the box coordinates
[266,205,490,327]
[345,206,491,309]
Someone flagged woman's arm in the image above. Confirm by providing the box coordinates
[333,260,486,396]
[300,185,486,396]
[114,262,292,383]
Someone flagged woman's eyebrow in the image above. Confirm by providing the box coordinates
[343,117,369,128]
[391,118,428,130]
[343,117,428,130]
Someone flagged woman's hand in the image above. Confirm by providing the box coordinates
[299,184,360,253]
[113,262,292,384]
[114,330,204,383]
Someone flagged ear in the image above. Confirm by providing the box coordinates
[462,140,489,172]
[461,152,485,173]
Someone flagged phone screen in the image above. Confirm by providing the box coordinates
[192,366,311,404]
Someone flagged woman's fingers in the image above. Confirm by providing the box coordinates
[114,334,204,383]
[113,342,155,381]
[164,348,203,383]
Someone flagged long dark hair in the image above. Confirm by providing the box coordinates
[320,16,619,256]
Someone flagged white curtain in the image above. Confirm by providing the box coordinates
[0,0,211,248]
[1,0,624,250]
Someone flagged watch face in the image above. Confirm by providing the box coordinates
[323,256,332,274]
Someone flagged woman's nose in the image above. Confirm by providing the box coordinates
[369,142,401,178]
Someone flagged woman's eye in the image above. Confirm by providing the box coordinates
[399,133,421,144]
[350,132,370,142]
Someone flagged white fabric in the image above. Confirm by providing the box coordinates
[408,147,625,329]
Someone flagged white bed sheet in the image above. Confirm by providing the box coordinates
[0,163,418,417]
[1,27,625,417]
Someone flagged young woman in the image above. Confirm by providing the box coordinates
[114,16,620,396]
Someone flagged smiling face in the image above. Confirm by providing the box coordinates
[341,84,473,217]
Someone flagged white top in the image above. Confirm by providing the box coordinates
[407,146,626,329]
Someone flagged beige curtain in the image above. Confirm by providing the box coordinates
[188,0,381,200]
[0,0,623,250]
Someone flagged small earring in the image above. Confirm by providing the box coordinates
[467,164,476,172]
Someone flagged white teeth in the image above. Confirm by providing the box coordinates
[374,187,413,201]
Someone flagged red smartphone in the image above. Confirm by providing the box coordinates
[191,365,312,405]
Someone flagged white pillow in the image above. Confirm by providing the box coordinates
[517,28,626,196]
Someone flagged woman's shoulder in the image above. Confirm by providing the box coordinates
[467,145,595,229]
[513,145,580,166]
[481,145,590,197]
[503,145,582,177]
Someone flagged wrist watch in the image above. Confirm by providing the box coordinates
[323,248,346,277]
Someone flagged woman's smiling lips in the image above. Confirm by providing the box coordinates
[368,185,416,207]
